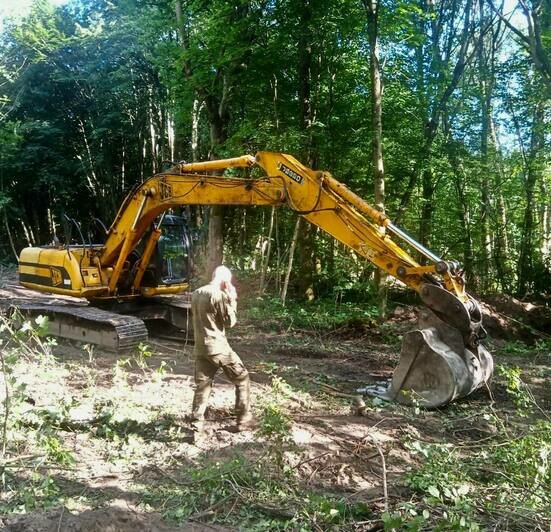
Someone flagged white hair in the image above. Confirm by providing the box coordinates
[211,265,232,284]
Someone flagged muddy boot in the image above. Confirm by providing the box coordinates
[191,419,204,432]
[234,373,251,432]
[190,419,205,444]
[236,413,255,432]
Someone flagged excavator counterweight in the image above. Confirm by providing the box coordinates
[15,151,493,407]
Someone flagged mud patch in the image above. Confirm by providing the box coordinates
[0,503,225,531]
[481,294,551,340]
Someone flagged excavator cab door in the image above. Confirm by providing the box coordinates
[156,214,193,285]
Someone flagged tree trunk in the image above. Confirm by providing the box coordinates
[149,86,157,174]
[541,176,551,261]
[478,96,492,289]
[260,206,276,293]
[206,205,224,279]
[454,174,474,285]
[489,115,512,290]
[238,208,247,271]
[281,216,301,306]
[3,210,18,261]
[517,101,545,295]
[477,0,496,292]
[167,110,175,163]
[364,0,387,317]
[445,126,475,285]
[191,99,203,161]
[205,115,227,279]
[297,220,315,300]
[296,0,316,300]
[274,210,281,294]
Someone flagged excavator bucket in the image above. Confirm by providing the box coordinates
[384,285,494,408]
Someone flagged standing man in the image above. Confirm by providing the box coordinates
[190,265,252,433]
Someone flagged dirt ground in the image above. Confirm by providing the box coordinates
[0,275,549,530]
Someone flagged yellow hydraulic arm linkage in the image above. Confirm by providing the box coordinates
[19,152,493,406]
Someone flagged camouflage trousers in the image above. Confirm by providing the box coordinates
[191,349,250,424]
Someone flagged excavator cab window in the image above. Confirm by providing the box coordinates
[156,214,192,285]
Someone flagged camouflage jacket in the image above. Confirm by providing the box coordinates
[191,283,237,356]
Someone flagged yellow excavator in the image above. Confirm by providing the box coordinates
[17,152,493,407]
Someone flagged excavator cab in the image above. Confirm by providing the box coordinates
[156,214,193,285]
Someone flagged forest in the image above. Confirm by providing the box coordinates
[0,0,549,296]
[0,0,550,530]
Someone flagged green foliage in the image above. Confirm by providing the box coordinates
[0,312,57,456]
[2,474,62,515]
[402,420,551,530]
[498,340,537,357]
[497,364,533,412]
[135,342,155,371]
[257,403,292,446]
[255,376,295,474]
[0,311,69,514]
[40,434,75,467]
[246,295,379,332]
[0,0,547,297]
[497,339,551,359]
[140,456,371,529]
[111,342,158,379]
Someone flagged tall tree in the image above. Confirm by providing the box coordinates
[517,98,546,294]
[174,0,259,278]
[363,0,387,316]
[395,0,476,254]
[295,0,316,300]
[488,0,551,98]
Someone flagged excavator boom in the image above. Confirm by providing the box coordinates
[18,152,493,406]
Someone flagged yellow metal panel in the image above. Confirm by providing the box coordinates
[81,268,102,287]
[141,284,189,296]
[19,247,107,296]
[19,282,107,298]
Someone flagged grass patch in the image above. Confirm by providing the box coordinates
[496,339,551,359]
[244,296,379,332]
[396,421,550,531]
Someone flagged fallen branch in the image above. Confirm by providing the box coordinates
[154,453,266,486]
[0,453,39,465]
[293,450,334,469]
[253,503,295,519]
[371,437,388,512]
[188,494,234,521]
[316,381,357,398]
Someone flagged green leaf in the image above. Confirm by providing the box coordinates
[427,485,440,498]
[34,315,49,329]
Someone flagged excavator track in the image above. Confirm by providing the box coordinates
[11,302,148,351]
[0,284,195,351]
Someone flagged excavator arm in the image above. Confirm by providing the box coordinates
[102,152,463,298]
[19,152,493,406]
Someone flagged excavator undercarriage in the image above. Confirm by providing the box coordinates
[13,151,494,407]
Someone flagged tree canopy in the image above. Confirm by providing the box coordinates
[0,0,549,298]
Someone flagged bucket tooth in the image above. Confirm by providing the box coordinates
[387,309,493,408]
